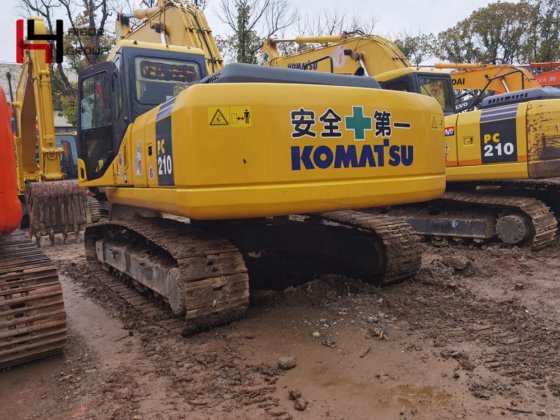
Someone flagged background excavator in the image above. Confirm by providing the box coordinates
[263,34,457,115]
[531,62,560,88]
[76,0,446,334]
[432,62,543,111]
[12,17,100,246]
[263,33,560,249]
[0,85,67,369]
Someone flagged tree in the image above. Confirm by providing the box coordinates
[297,9,376,37]
[19,0,116,124]
[392,32,436,66]
[18,0,74,106]
[434,19,481,63]
[434,1,535,63]
[523,0,560,62]
[218,0,297,63]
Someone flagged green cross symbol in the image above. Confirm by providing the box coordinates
[345,106,372,141]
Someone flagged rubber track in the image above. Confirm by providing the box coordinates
[87,219,249,334]
[0,230,67,369]
[320,211,422,284]
[443,192,557,250]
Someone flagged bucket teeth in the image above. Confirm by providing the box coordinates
[25,180,88,245]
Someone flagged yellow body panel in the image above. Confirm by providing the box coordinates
[261,33,560,186]
[81,83,446,220]
[444,100,560,182]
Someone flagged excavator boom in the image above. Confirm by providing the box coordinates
[12,17,89,245]
[434,62,540,93]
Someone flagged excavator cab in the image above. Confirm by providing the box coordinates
[375,69,456,115]
[77,41,208,182]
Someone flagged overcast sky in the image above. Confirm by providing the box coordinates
[0,0,518,64]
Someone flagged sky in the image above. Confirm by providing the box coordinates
[0,0,518,64]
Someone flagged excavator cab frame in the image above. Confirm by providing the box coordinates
[77,43,208,182]
[375,69,456,115]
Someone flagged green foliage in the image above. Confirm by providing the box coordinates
[522,0,560,62]
[392,33,437,66]
[60,91,78,127]
[234,3,261,63]
[434,2,536,63]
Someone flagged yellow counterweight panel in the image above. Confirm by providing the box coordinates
[526,99,560,178]
[82,82,446,220]
[446,103,530,182]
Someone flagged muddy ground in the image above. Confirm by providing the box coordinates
[2,233,560,419]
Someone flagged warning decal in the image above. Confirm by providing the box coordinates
[208,106,252,128]
[209,109,229,126]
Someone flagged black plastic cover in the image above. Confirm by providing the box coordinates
[200,63,381,89]
[480,87,560,109]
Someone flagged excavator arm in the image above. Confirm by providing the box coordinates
[12,17,88,245]
[114,0,223,73]
[12,17,63,190]
[434,63,542,94]
[261,33,456,115]
[262,34,411,76]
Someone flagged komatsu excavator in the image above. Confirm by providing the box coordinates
[77,0,446,333]
[263,33,560,249]
[263,34,457,115]
[12,17,97,246]
[0,86,67,369]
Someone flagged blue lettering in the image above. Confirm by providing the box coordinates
[358,145,376,167]
[291,146,314,170]
[334,145,359,168]
[389,145,401,166]
[401,145,414,166]
[291,143,414,170]
[313,145,334,169]
[373,139,390,166]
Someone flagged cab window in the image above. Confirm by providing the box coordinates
[80,73,112,130]
[134,57,200,105]
[80,71,114,180]
[419,77,454,114]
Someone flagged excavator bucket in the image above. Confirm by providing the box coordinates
[25,180,88,246]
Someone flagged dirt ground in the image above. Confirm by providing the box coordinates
[2,233,560,420]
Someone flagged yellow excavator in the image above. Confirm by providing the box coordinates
[263,34,456,115]
[77,0,445,333]
[11,17,100,246]
[263,33,560,249]
[433,62,543,111]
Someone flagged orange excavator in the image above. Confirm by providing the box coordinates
[0,86,66,369]
[530,62,560,88]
